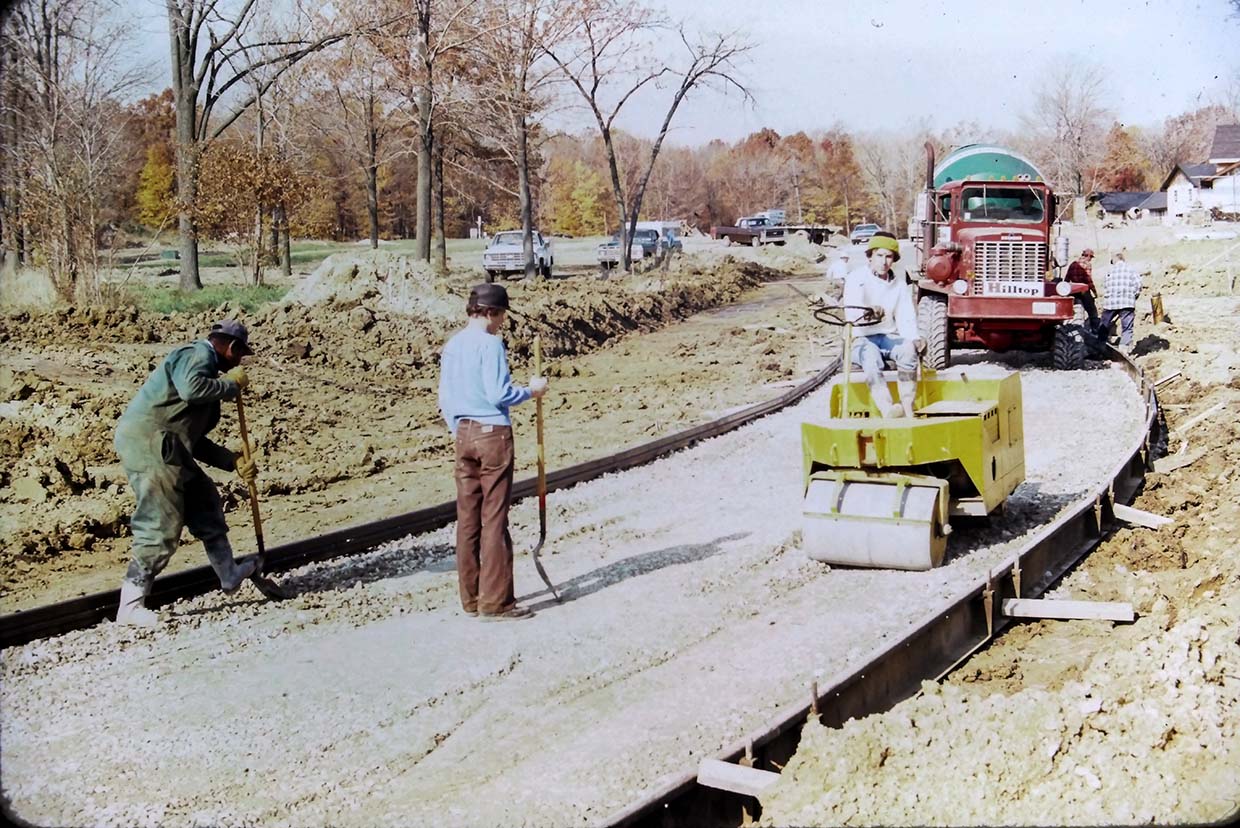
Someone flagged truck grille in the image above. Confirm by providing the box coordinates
[486,253,524,267]
[972,241,1046,295]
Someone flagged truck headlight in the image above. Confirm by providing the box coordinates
[952,279,968,295]
[1055,281,1072,297]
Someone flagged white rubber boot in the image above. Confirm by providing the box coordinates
[869,379,902,418]
[897,380,918,416]
[205,538,259,593]
[115,580,159,627]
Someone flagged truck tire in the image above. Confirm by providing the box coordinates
[917,293,950,370]
[485,270,498,283]
[1052,322,1086,370]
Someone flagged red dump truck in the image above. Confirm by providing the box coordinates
[912,143,1090,370]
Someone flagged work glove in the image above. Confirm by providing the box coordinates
[913,337,927,355]
[224,366,249,390]
[529,376,549,397]
[235,453,258,484]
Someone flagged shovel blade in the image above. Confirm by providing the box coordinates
[531,539,561,603]
[250,573,294,601]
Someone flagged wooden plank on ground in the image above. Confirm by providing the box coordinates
[1172,401,1227,435]
[1153,447,1207,474]
[1113,503,1175,529]
[697,759,781,797]
[1153,370,1182,388]
[1001,598,1134,623]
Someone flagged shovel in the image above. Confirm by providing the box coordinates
[235,391,293,601]
[530,335,561,602]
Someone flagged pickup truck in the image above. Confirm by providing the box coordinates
[482,230,553,280]
[597,226,683,268]
[710,214,836,246]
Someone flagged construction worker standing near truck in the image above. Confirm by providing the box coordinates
[439,284,548,621]
[1065,248,1101,332]
[844,232,925,417]
[113,320,260,627]
[1099,250,1143,354]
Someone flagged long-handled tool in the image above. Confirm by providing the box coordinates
[235,391,293,601]
[530,335,561,602]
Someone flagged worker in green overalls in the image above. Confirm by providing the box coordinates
[113,320,260,627]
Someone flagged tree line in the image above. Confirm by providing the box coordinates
[2,0,1237,302]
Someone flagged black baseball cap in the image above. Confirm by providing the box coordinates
[468,283,510,311]
[210,319,254,355]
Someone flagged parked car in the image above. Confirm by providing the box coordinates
[849,223,881,245]
[482,230,553,280]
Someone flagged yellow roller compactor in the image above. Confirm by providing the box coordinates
[801,305,1026,570]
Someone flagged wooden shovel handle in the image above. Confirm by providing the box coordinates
[236,392,265,555]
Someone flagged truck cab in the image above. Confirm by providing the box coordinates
[483,230,553,280]
[915,144,1088,370]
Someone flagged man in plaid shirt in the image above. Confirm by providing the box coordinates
[1099,251,1142,353]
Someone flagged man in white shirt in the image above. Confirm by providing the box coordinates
[843,232,924,416]
[825,249,851,281]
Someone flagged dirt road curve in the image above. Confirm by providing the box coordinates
[1,356,1143,827]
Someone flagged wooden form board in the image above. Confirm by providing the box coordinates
[1001,598,1135,623]
[697,759,781,797]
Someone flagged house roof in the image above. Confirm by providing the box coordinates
[1208,124,1240,162]
[1094,192,1154,213]
[1139,192,1167,211]
[1158,162,1217,192]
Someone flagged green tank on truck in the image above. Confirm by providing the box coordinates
[911,143,1091,370]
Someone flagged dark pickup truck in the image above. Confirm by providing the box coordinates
[710,215,836,246]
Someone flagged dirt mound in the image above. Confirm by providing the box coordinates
[286,251,460,321]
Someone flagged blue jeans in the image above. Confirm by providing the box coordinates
[852,334,919,384]
[1098,307,1135,347]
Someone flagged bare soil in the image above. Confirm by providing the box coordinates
[1,250,830,611]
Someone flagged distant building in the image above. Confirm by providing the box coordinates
[1157,124,1240,223]
[1087,191,1163,222]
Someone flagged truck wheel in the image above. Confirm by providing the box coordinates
[485,270,498,283]
[916,293,950,370]
[1052,323,1086,370]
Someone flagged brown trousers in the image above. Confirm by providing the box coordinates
[453,420,517,614]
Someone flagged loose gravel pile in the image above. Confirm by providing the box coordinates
[0,356,1144,827]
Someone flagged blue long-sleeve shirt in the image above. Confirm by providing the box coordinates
[438,326,531,436]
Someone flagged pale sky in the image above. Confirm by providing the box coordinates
[608,0,1240,144]
[120,0,1239,146]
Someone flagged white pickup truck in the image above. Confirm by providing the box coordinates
[482,230,553,280]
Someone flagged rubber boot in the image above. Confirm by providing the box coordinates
[897,380,918,416]
[869,379,902,418]
[205,538,259,593]
[115,579,159,627]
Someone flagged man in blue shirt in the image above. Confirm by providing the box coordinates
[113,320,261,626]
[439,284,548,620]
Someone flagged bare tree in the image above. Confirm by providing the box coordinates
[467,0,577,278]
[1019,58,1112,195]
[1,0,142,300]
[164,0,355,291]
[370,0,489,263]
[301,25,410,252]
[545,1,752,271]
